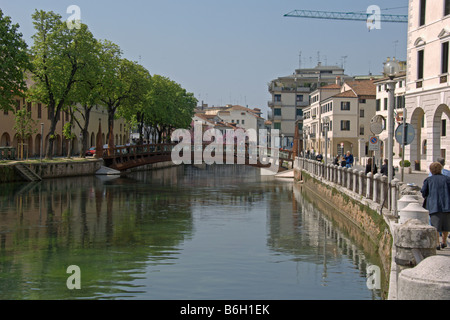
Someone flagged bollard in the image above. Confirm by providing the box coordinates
[398,256,450,300]
[399,202,429,225]
[397,195,420,213]
[394,219,437,268]
[391,178,400,215]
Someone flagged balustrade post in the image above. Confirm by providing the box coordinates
[337,166,342,185]
[346,167,351,189]
[373,173,381,203]
[380,175,387,207]
[391,178,400,216]
[353,169,358,193]
[358,171,364,196]
[366,172,372,199]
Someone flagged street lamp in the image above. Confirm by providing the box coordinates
[384,57,400,210]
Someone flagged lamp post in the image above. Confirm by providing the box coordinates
[323,116,330,169]
[384,57,400,210]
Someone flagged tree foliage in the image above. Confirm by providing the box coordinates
[0,9,31,111]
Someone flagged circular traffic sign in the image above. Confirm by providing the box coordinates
[395,123,415,145]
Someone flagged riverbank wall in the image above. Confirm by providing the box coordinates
[0,158,177,183]
[294,157,450,300]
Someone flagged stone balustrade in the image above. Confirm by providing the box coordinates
[296,158,401,215]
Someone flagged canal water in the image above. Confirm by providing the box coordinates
[0,165,384,300]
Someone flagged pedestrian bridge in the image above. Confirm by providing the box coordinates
[101,143,294,173]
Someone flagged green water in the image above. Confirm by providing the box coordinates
[0,165,382,300]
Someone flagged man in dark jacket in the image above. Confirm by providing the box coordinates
[421,162,450,250]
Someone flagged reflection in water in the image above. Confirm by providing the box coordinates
[0,165,383,300]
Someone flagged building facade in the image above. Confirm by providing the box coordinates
[405,0,450,170]
[0,96,128,158]
[268,63,353,149]
[303,79,378,160]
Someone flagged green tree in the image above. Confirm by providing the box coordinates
[28,10,97,159]
[13,109,37,160]
[0,9,31,111]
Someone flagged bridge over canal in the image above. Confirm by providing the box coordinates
[100,143,294,173]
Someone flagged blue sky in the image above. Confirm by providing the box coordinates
[0,0,408,116]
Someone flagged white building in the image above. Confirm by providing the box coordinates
[303,79,378,160]
[405,0,450,171]
[374,69,406,166]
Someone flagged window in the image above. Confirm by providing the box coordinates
[376,99,381,111]
[242,120,245,125]
[274,94,281,102]
[296,95,304,102]
[418,50,425,80]
[419,0,426,26]
[37,103,42,119]
[236,120,240,124]
[443,119,447,137]
[445,0,450,16]
[296,108,303,116]
[384,98,388,111]
[274,108,282,116]
[341,120,351,131]
[274,122,281,130]
[442,42,449,74]
[360,109,365,118]
[341,102,350,111]
[360,125,365,135]
[359,99,366,104]
[27,102,32,113]
[16,100,20,111]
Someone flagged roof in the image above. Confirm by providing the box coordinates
[345,79,377,97]
[333,90,358,98]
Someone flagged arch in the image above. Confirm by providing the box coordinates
[431,104,450,163]
[1,133,11,147]
[35,134,42,157]
[409,107,425,165]
[414,37,426,47]
[90,132,95,147]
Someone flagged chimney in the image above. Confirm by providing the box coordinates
[336,76,341,85]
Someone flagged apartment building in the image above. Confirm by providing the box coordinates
[303,79,377,160]
[268,63,352,149]
[405,0,450,169]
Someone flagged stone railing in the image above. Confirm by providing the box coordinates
[296,157,402,215]
[296,157,450,300]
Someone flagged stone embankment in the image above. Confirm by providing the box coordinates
[294,158,450,300]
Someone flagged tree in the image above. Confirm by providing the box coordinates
[13,109,37,160]
[0,9,31,111]
[97,46,151,149]
[28,10,97,159]
[145,75,197,143]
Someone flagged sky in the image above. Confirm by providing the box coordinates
[0,0,409,117]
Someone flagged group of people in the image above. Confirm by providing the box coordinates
[333,151,354,168]
[421,157,450,251]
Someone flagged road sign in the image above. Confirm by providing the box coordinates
[395,123,415,145]
[369,136,380,151]
[370,115,385,135]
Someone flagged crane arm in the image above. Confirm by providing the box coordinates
[284,10,408,23]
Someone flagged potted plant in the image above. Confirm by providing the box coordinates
[400,160,411,174]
